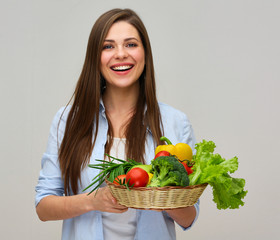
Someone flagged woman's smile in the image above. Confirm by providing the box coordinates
[110,63,134,73]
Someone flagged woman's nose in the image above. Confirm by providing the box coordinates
[114,46,128,59]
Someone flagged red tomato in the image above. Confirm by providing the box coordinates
[126,167,149,187]
[113,174,126,185]
[154,151,170,159]
[181,162,193,175]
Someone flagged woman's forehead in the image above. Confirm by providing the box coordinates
[105,21,141,41]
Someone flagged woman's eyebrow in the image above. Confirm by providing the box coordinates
[124,37,140,42]
[104,39,114,43]
[104,37,140,42]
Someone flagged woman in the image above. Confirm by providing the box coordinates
[35,8,199,240]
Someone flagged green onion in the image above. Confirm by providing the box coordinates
[83,154,141,195]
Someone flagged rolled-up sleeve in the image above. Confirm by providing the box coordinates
[35,107,67,206]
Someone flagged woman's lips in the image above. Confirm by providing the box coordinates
[110,63,134,72]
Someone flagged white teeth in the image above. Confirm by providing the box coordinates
[112,65,133,71]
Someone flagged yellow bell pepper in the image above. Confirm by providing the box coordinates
[148,173,153,185]
[155,136,193,162]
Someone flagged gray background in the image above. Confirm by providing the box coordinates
[1,0,279,239]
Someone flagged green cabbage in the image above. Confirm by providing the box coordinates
[189,140,248,210]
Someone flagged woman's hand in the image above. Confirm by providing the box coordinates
[88,186,128,213]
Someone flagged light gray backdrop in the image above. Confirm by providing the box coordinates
[1,0,279,239]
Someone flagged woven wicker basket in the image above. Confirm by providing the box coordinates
[105,179,208,210]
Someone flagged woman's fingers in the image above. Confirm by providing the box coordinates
[90,186,128,213]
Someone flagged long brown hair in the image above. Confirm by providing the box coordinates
[59,8,163,195]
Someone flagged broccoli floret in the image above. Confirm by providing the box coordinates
[148,156,189,187]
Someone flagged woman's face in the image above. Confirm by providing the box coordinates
[100,21,145,91]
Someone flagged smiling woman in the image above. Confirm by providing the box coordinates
[35,8,199,240]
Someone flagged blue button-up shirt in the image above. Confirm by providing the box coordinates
[35,101,199,240]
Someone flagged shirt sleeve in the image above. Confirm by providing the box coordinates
[180,112,197,153]
[35,107,67,206]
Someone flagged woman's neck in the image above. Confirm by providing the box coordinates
[102,84,140,138]
[102,85,139,114]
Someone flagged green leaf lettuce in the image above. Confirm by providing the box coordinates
[189,140,248,210]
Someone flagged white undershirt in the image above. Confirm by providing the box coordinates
[101,138,137,240]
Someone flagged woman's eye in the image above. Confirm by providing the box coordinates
[127,43,137,48]
[103,45,113,50]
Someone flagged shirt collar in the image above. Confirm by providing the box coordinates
[99,98,106,113]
